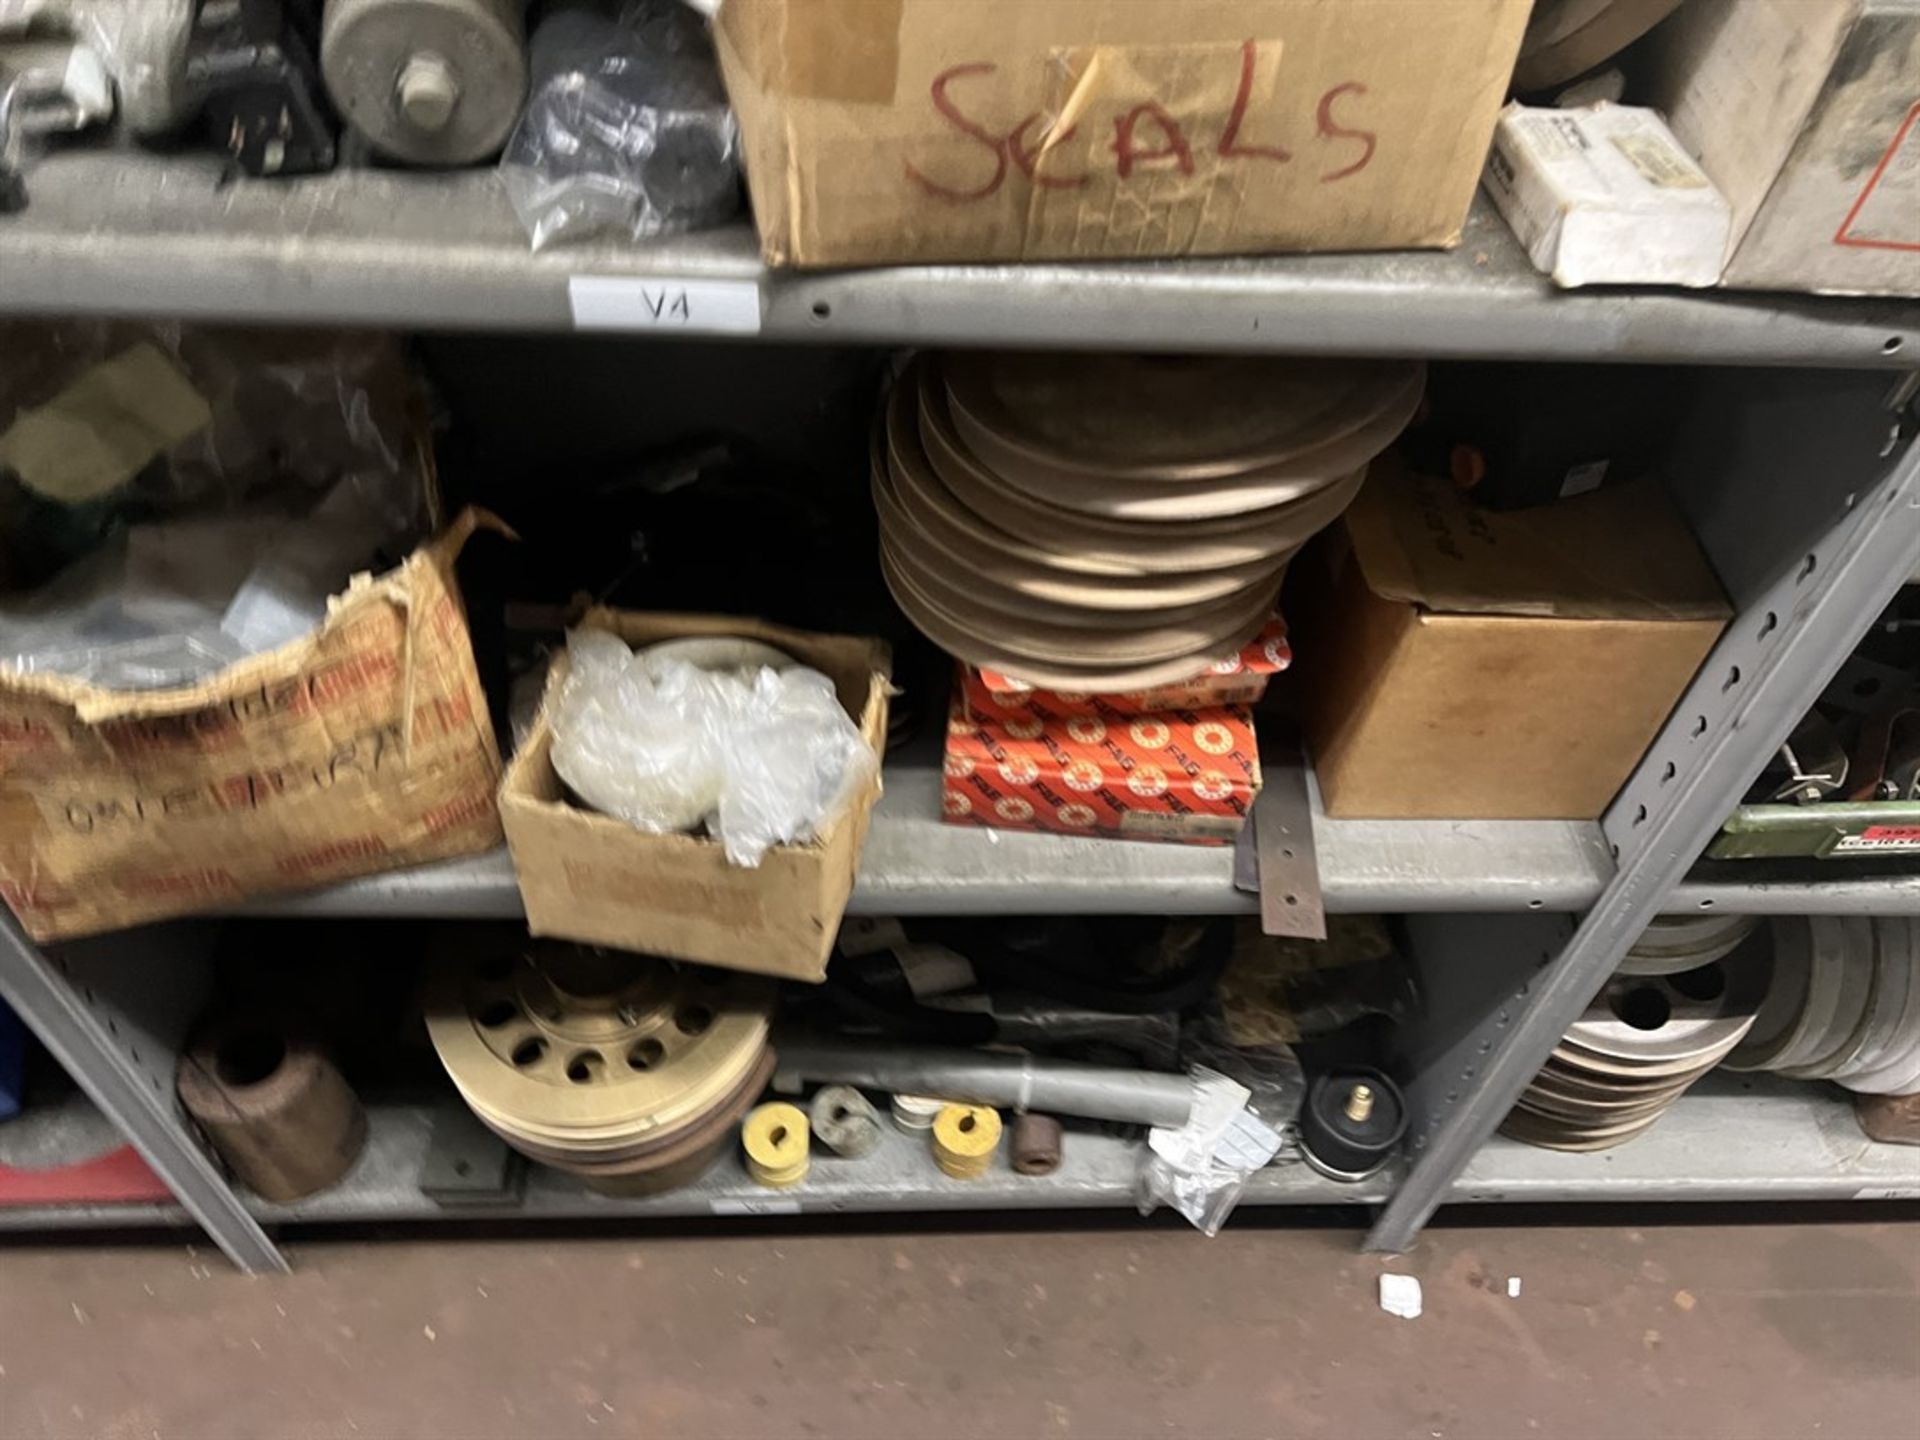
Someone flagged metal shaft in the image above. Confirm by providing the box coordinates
[773,1038,1194,1129]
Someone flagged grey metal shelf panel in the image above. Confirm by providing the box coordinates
[1670,859,1920,915]
[3,150,1916,365]
[230,763,1614,918]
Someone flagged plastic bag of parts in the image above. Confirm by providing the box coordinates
[0,322,425,689]
[500,0,740,251]
[550,628,877,867]
[1182,1014,1306,1135]
[1135,1066,1285,1237]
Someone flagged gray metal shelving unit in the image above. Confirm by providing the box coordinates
[0,145,1917,1271]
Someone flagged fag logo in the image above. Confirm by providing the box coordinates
[1195,770,1235,801]
[944,754,976,779]
[1210,654,1244,676]
[1129,719,1171,749]
[1128,765,1169,798]
[943,791,973,817]
[1004,715,1045,740]
[1056,803,1097,828]
[994,796,1035,822]
[1067,716,1107,744]
[997,756,1040,786]
[1262,637,1289,667]
[1193,722,1234,755]
[1063,760,1105,792]
[949,714,980,737]
[991,690,1026,709]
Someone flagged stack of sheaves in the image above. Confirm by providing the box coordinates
[874,352,1425,692]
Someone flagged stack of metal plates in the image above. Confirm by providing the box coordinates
[1726,916,1920,1095]
[873,352,1424,692]
[1618,912,1759,976]
[425,939,776,1195]
[1504,956,1764,1151]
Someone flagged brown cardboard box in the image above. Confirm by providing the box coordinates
[714,0,1535,267]
[499,610,891,983]
[0,513,506,940]
[1291,467,1730,820]
[1646,0,1920,297]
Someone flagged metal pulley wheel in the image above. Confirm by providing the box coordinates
[424,938,775,1195]
[1618,912,1759,977]
[1503,956,1762,1152]
[322,0,527,165]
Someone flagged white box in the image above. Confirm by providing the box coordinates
[1483,103,1732,288]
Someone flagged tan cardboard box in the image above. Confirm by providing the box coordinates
[714,0,1535,267]
[0,513,506,940]
[499,610,891,983]
[1290,466,1730,820]
[1646,0,1920,297]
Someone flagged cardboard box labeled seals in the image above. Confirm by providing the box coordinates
[500,610,891,984]
[715,0,1535,267]
[1290,466,1730,820]
[0,513,506,940]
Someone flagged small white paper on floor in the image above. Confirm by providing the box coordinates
[1508,1276,1522,1298]
[1379,1273,1423,1320]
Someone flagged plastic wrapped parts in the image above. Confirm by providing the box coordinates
[500,0,740,251]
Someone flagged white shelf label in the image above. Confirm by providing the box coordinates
[709,1195,802,1215]
[568,276,763,335]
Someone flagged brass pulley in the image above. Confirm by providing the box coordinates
[425,938,775,1194]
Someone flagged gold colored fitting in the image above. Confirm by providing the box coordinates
[1345,1084,1376,1124]
[932,1103,1002,1180]
[742,1102,810,1189]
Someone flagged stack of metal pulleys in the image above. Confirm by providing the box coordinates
[1725,917,1920,1095]
[1503,959,1763,1151]
[873,352,1423,692]
[1618,912,1759,976]
[424,940,776,1195]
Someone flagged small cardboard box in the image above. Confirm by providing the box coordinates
[943,693,1260,847]
[1483,103,1731,288]
[1646,0,1920,297]
[714,0,1535,267]
[0,513,506,940]
[962,618,1292,720]
[499,610,891,984]
[1290,466,1730,820]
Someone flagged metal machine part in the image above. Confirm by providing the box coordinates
[0,31,113,208]
[1010,1112,1063,1176]
[808,1084,881,1159]
[320,0,526,166]
[1767,713,1850,803]
[741,1102,808,1188]
[774,1038,1195,1130]
[1299,1069,1406,1182]
[1503,960,1762,1152]
[424,939,776,1195]
[1617,912,1759,977]
[888,1091,942,1134]
[931,1103,1001,1180]
[185,0,335,176]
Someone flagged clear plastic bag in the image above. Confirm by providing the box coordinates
[500,0,740,251]
[549,628,878,867]
[1134,1066,1285,1237]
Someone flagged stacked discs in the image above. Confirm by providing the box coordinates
[1618,912,1759,976]
[1503,957,1763,1151]
[875,352,1425,692]
[1726,916,1920,1094]
[425,939,775,1196]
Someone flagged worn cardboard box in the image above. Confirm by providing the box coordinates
[1290,466,1730,820]
[714,0,1535,267]
[0,513,506,940]
[1646,0,1920,296]
[499,610,891,984]
[963,617,1292,720]
[943,693,1260,846]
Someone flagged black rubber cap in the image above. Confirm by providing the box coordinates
[1300,1067,1408,1181]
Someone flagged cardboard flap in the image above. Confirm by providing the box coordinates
[1346,462,1730,622]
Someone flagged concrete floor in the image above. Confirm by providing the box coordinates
[0,1216,1916,1439]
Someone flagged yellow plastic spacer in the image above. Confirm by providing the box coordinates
[932,1103,1002,1180]
[742,1102,811,1189]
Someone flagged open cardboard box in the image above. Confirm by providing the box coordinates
[499,609,891,983]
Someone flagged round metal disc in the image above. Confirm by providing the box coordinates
[1775,917,1878,1078]
[1824,916,1919,1082]
[1619,912,1760,976]
[1563,970,1760,1067]
[1724,917,1806,1071]
[1836,919,1920,1094]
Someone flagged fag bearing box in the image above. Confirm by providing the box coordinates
[1645,0,1920,296]
[0,513,506,941]
[499,610,891,984]
[962,618,1293,721]
[1289,464,1730,820]
[943,692,1260,846]
[1482,103,1732,288]
[713,0,1536,267]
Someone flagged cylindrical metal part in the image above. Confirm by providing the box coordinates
[176,1021,366,1202]
[1010,1112,1063,1176]
[774,1039,1194,1129]
[742,1102,809,1189]
[809,1085,882,1159]
[890,1092,944,1134]
[1300,1068,1406,1182]
[932,1103,1001,1180]
[321,0,527,166]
